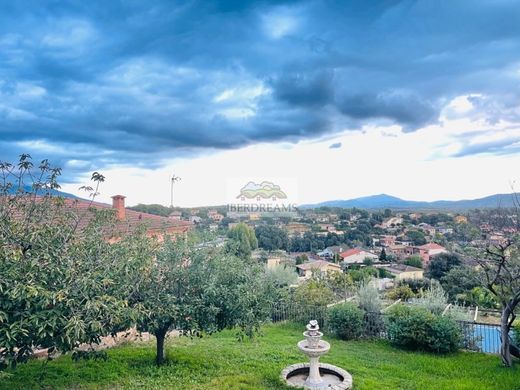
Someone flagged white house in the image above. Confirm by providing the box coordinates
[340,248,378,264]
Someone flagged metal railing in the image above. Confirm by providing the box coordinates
[269,302,503,354]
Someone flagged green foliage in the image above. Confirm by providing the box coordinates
[440,266,479,302]
[415,282,448,315]
[404,255,423,269]
[387,285,415,301]
[295,254,307,265]
[363,257,374,266]
[398,278,432,294]
[379,248,387,262]
[255,225,289,251]
[128,204,173,217]
[320,271,354,300]
[263,264,297,288]
[426,253,461,280]
[513,323,520,346]
[226,223,258,259]
[136,237,271,364]
[386,305,462,353]
[406,230,427,245]
[467,287,500,309]
[347,266,378,282]
[0,156,144,368]
[293,279,335,307]
[327,303,364,340]
[357,280,381,313]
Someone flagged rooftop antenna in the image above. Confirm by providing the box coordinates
[170,173,181,208]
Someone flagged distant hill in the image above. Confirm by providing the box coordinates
[6,185,79,199]
[301,193,518,210]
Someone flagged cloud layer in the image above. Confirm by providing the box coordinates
[1,0,520,177]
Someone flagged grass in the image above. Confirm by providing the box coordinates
[1,322,519,389]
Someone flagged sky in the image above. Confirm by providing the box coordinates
[1,0,520,207]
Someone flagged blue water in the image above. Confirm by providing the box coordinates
[471,324,515,354]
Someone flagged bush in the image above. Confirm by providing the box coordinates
[414,282,448,315]
[327,303,364,340]
[386,305,461,353]
[387,285,415,301]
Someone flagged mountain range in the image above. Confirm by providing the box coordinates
[301,193,518,211]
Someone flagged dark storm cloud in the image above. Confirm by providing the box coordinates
[1,0,520,176]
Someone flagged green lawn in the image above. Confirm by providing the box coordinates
[1,322,519,390]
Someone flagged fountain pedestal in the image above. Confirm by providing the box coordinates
[281,320,352,390]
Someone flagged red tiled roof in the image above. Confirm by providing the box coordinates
[339,248,363,258]
[70,198,192,234]
[296,260,341,270]
[418,243,445,250]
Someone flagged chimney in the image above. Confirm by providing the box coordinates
[111,195,126,220]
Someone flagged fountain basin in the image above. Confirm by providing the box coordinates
[281,362,352,389]
[298,340,330,357]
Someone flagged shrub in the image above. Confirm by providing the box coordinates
[386,305,461,353]
[357,280,381,313]
[327,303,364,340]
[414,282,448,315]
[387,285,415,301]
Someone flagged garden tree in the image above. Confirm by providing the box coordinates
[404,255,423,268]
[263,264,298,288]
[379,248,387,262]
[475,238,520,366]
[426,253,461,280]
[440,266,479,302]
[293,278,335,307]
[406,230,427,245]
[135,237,271,365]
[0,156,142,368]
[295,254,308,265]
[453,222,480,243]
[255,225,289,251]
[467,286,500,309]
[387,285,415,301]
[363,257,374,266]
[226,222,258,259]
[313,271,354,300]
[128,203,172,217]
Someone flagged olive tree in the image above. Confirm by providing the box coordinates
[135,237,271,365]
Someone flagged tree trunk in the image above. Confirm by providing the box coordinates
[155,328,167,366]
[500,306,513,367]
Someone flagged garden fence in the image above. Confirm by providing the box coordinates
[269,302,502,354]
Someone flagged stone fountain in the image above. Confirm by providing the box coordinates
[281,320,352,389]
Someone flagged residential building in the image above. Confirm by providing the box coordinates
[340,248,378,264]
[378,235,397,247]
[387,245,415,259]
[416,242,447,263]
[382,264,424,280]
[208,209,224,222]
[168,210,182,221]
[381,217,403,229]
[296,260,342,278]
[317,246,345,260]
[73,195,192,241]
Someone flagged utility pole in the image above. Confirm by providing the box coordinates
[170,174,181,208]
